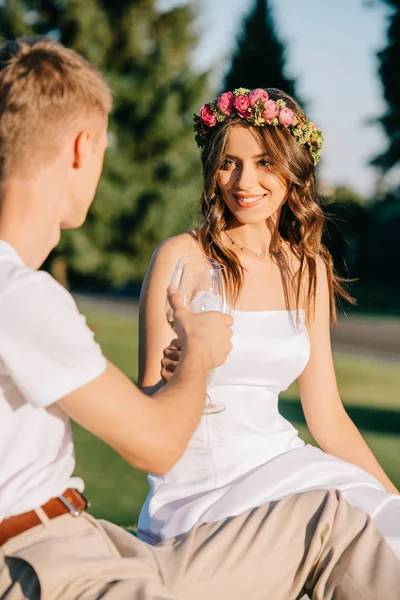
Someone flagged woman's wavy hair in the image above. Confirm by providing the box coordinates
[196,88,354,324]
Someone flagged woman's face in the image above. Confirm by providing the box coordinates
[216,125,288,226]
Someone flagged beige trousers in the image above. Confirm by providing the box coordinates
[0,490,399,600]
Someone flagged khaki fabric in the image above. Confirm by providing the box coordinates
[0,490,399,599]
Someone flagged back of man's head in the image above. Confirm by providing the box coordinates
[0,36,112,180]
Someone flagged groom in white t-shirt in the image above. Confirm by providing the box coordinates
[0,36,399,600]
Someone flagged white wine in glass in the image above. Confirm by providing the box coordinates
[165,255,232,414]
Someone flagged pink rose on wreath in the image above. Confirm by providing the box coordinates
[249,88,269,107]
[200,103,217,127]
[278,107,295,127]
[217,92,235,116]
[234,94,251,118]
[262,100,279,123]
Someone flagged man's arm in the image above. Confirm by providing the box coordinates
[58,290,233,474]
[0,272,232,475]
[59,352,205,474]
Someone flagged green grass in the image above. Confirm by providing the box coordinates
[282,354,400,410]
[73,309,400,525]
[85,311,139,380]
[333,354,400,409]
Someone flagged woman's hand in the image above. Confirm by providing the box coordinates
[161,338,181,382]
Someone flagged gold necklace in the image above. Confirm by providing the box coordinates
[225,231,272,258]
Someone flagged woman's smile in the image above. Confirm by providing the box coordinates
[233,193,267,209]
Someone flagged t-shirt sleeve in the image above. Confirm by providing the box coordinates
[0,270,107,408]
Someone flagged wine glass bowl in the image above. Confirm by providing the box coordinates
[165,255,232,414]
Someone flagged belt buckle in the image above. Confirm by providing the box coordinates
[58,490,90,517]
[80,491,91,510]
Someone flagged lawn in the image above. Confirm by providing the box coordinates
[282,354,400,410]
[72,308,400,526]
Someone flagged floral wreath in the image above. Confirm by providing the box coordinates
[193,88,323,165]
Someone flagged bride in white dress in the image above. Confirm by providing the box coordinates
[137,87,400,557]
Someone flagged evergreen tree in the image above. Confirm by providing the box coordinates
[223,0,297,97]
[0,0,207,288]
[372,0,400,172]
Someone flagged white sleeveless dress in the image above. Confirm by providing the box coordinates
[138,309,400,557]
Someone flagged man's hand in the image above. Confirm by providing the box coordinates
[167,287,233,371]
[161,338,181,382]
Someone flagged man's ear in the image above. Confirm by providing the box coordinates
[73,130,92,169]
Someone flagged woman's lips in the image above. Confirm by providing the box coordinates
[234,194,265,208]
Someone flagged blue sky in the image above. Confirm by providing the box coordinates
[159,0,392,197]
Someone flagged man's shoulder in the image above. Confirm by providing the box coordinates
[0,255,75,316]
[0,256,56,292]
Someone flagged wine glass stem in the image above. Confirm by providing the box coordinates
[203,374,226,414]
[205,374,212,408]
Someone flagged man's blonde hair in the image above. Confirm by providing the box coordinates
[0,36,112,178]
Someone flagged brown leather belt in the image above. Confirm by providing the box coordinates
[0,488,89,546]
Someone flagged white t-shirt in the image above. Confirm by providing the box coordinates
[0,241,106,520]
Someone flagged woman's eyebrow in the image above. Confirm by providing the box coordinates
[224,153,269,159]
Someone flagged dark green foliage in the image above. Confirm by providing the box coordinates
[0,0,207,287]
[223,0,297,98]
[372,0,400,171]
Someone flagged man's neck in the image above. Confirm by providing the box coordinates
[0,175,64,270]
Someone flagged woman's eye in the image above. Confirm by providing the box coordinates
[258,159,271,168]
[221,159,236,170]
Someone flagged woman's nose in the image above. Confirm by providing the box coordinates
[236,163,257,190]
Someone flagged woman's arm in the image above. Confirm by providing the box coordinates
[297,258,399,494]
[138,232,201,391]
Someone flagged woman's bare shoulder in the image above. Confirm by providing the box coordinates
[150,230,203,268]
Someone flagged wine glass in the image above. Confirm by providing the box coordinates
[165,255,232,414]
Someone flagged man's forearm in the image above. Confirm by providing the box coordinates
[59,348,211,476]
[59,305,230,475]
[123,348,210,473]
[152,342,211,447]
